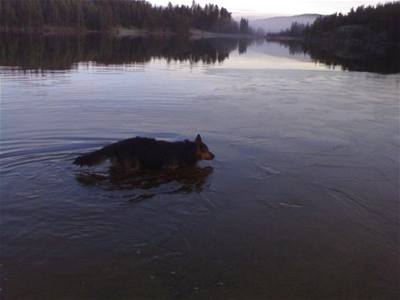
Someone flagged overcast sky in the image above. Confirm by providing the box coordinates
[150,0,392,17]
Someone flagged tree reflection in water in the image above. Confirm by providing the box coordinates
[1,33,397,74]
[279,40,399,74]
[0,33,253,71]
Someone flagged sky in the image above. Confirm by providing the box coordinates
[150,0,393,17]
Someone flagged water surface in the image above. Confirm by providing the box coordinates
[1,35,399,299]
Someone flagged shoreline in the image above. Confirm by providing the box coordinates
[266,35,304,42]
[0,26,257,40]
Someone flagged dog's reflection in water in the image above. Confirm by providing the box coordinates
[75,166,213,202]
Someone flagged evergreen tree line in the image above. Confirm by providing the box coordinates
[0,0,252,34]
[268,22,307,38]
[269,1,400,42]
[305,1,400,41]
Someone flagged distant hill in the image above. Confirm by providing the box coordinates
[251,14,321,33]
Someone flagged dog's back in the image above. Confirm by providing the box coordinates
[107,137,198,170]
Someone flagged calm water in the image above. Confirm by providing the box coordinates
[1,35,399,299]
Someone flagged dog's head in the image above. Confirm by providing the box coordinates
[195,134,215,161]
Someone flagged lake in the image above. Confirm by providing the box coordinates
[1,34,399,299]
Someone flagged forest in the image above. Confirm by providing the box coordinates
[0,0,252,35]
[268,1,400,43]
[307,2,399,38]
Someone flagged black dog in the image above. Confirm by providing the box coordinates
[74,134,214,171]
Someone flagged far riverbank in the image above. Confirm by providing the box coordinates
[0,26,258,40]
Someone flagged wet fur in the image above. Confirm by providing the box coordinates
[74,136,214,171]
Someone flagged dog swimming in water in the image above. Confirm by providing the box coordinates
[73,134,215,171]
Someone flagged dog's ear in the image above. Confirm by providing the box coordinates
[195,134,202,144]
